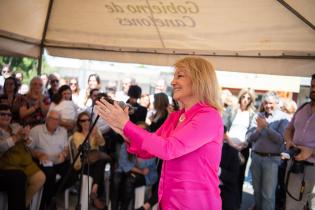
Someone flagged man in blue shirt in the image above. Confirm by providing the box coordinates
[247,92,289,210]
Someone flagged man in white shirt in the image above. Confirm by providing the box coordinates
[29,110,75,210]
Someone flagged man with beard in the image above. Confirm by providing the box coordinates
[284,74,315,210]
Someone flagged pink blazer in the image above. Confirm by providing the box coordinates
[124,102,223,210]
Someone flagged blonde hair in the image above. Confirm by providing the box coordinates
[174,57,223,112]
[282,99,297,115]
[28,76,43,96]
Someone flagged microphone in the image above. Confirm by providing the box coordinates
[97,94,135,114]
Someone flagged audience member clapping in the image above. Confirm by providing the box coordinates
[0,104,46,209]
[19,76,50,127]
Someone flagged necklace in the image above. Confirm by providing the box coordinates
[179,114,185,123]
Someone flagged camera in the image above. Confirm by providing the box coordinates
[290,160,305,174]
[96,93,126,109]
[281,147,304,174]
[280,147,301,160]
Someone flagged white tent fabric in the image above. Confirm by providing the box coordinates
[0,0,314,76]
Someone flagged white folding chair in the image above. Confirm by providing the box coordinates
[0,192,8,210]
[68,136,95,210]
[80,175,93,210]
[104,163,111,206]
[134,186,146,209]
[30,188,43,210]
[64,135,75,209]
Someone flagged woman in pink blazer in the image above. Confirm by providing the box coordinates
[96,57,224,210]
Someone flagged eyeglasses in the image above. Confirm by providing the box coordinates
[79,119,90,123]
[70,83,77,85]
[0,112,12,117]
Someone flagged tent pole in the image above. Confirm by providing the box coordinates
[277,0,315,31]
[37,0,55,75]
[37,51,43,75]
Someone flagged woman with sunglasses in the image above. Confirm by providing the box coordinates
[0,103,46,210]
[72,111,108,209]
[19,76,50,127]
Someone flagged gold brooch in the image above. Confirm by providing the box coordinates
[179,114,185,123]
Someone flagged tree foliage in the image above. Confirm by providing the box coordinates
[0,56,55,84]
[0,56,37,76]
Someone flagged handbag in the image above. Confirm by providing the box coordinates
[83,150,111,164]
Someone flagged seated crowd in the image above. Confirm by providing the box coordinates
[0,67,314,210]
[0,72,164,210]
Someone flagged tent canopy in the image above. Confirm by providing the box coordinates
[0,0,314,76]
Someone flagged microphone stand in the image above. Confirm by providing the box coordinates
[47,115,100,210]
